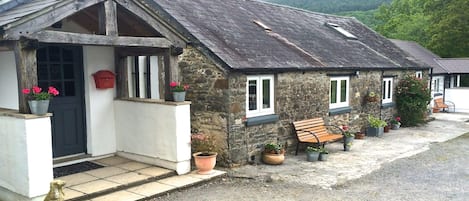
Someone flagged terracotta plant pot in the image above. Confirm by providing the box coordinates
[193,152,217,174]
[384,125,390,133]
[262,152,285,165]
[355,132,365,139]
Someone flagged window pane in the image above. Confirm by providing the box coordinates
[262,79,270,109]
[461,75,469,87]
[64,81,76,96]
[330,80,337,104]
[340,80,347,102]
[63,64,74,79]
[387,80,391,98]
[248,80,257,111]
[50,64,62,80]
[382,81,386,100]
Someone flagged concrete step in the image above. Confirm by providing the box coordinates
[57,156,226,201]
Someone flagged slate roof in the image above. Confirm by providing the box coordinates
[435,59,469,74]
[148,0,423,71]
[0,0,59,27]
[390,39,446,74]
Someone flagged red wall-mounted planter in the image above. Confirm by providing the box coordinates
[93,70,115,89]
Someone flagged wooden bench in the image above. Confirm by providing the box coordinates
[433,98,455,112]
[292,118,344,155]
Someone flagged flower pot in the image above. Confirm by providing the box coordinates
[172,91,186,102]
[28,100,50,115]
[366,127,384,137]
[355,132,365,139]
[384,125,390,133]
[193,152,217,175]
[306,151,319,162]
[343,136,354,151]
[318,153,328,161]
[262,152,285,165]
[392,124,400,130]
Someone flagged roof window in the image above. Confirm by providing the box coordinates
[326,22,357,40]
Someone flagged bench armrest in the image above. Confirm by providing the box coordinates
[325,124,345,135]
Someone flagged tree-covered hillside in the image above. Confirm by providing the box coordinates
[264,0,391,13]
[263,0,390,29]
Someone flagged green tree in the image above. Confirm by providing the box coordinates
[375,0,430,46]
[423,0,469,57]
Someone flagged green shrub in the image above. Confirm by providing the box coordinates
[395,75,431,126]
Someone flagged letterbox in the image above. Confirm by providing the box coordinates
[93,70,115,89]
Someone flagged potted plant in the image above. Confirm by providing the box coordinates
[390,116,401,129]
[170,81,189,102]
[22,86,59,115]
[262,142,285,165]
[355,131,365,139]
[342,125,354,151]
[366,115,387,137]
[191,132,223,174]
[318,147,329,161]
[305,146,320,162]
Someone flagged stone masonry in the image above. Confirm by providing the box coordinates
[179,46,429,166]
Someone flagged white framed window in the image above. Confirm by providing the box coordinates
[246,75,274,118]
[330,76,349,109]
[382,77,393,104]
[416,71,423,79]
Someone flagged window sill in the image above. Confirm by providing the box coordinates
[329,106,352,116]
[381,102,395,109]
[245,114,279,126]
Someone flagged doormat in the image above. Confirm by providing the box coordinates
[53,161,104,178]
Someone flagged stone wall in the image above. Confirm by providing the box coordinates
[179,46,429,166]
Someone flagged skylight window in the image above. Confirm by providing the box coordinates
[326,22,357,40]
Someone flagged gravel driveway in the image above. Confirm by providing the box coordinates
[150,113,469,201]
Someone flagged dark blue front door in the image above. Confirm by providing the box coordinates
[37,45,86,158]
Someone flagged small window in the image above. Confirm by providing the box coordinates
[382,77,393,104]
[326,23,357,40]
[416,71,423,79]
[127,56,163,99]
[330,76,349,109]
[246,75,274,118]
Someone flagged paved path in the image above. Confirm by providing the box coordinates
[153,113,469,201]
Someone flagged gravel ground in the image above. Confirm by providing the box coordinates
[150,133,469,201]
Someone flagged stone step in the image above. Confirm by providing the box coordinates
[70,170,226,201]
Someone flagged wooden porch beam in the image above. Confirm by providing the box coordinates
[3,0,106,40]
[28,30,172,48]
[164,47,180,101]
[14,38,38,114]
[114,0,188,47]
[99,0,118,36]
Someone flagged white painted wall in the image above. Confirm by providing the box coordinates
[445,88,469,113]
[0,51,19,110]
[83,46,117,156]
[0,114,53,201]
[114,100,191,174]
[431,76,445,96]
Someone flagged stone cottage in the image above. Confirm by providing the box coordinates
[150,0,430,165]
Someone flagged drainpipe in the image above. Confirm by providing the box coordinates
[379,70,384,119]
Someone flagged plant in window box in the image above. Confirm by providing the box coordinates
[262,142,285,165]
[366,91,379,102]
[366,115,387,137]
[191,131,223,174]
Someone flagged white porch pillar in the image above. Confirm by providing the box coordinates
[0,110,53,201]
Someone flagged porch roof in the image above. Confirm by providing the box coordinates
[147,0,424,71]
[435,58,469,74]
